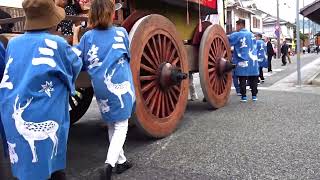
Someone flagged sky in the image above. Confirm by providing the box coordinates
[253,0,316,23]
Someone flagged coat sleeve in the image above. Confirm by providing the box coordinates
[0,42,5,81]
[122,28,131,62]
[75,33,88,71]
[60,42,83,96]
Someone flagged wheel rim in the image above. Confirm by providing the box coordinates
[129,15,189,138]
[199,24,232,108]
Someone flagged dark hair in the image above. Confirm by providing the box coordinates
[256,34,262,38]
[69,0,83,14]
[89,0,115,29]
[0,9,14,33]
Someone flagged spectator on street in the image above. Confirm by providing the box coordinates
[316,46,320,54]
[266,37,274,72]
[228,19,259,102]
[281,41,289,66]
[73,0,134,179]
[256,33,267,83]
[287,47,292,63]
[0,0,83,179]
[55,0,82,43]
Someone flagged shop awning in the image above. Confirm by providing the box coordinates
[300,0,320,24]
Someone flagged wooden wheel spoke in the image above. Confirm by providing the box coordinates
[140,75,157,81]
[162,36,167,61]
[208,60,215,66]
[145,87,157,105]
[156,91,162,117]
[146,41,160,65]
[158,34,162,62]
[172,85,180,93]
[161,91,166,117]
[149,89,160,114]
[167,89,176,109]
[142,81,157,93]
[168,88,178,101]
[165,40,172,61]
[208,52,216,63]
[142,52,158,69]
[141,64,156,74]
[208,67,216,73]
[164,92,171,116]
[171,57,179,66]
[152,36,161,64]
[167,48,177,63]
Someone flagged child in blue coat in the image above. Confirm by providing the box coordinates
[256,34,268,83]
[229,19,259,102]
[0,0,82,179]
[73,0,135,179]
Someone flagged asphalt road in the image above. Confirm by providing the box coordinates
[1,53,320,180]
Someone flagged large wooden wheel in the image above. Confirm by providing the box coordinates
[129,15,189,138]
[199,24,232,108]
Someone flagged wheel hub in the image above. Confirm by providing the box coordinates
[159,63,188,88]
[217,58,236,76]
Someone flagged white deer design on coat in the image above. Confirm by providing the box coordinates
[104,68,134,108]
[12,95,59,163]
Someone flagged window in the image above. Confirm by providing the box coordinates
[253,17,260,29]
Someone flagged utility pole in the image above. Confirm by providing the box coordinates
[302,0,305,47]
[296,0,301,86]
[277,0,281,59]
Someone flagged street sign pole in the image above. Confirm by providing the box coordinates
[296,0,302,86]
[277,0,281,59]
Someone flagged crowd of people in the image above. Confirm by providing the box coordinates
[0,0,133,180]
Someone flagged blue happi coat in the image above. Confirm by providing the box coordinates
[229,28,259,76]
[256,39,268,68]
[0,41,7,157]
[0,31,82,180]
[76,27,135,122]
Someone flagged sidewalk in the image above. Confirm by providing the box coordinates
[268,54,320,95]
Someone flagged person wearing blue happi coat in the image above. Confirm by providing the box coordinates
[228,19,259,102]
[0,41,8,158]
[256,33,268,83]
[73,0,135,179]
[0,0,82,179]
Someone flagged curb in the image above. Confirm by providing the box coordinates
[310,71,320,86]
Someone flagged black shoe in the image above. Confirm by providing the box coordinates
[50,170,66,180]
[116,161,133,174]
[202,98,207,102]
[100,164,112,180]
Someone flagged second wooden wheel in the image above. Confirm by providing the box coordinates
[129,15,189,138]
[199,24,232,108]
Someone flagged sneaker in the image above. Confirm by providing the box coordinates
[252,96,258,101]
[240,96,247,102]
[116,161,133,174]
[237,92,242,96]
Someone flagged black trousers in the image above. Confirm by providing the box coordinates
[259,67,264,80]
[238,76,258,97]
[267,55,272,72]
[282,54,287,65]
